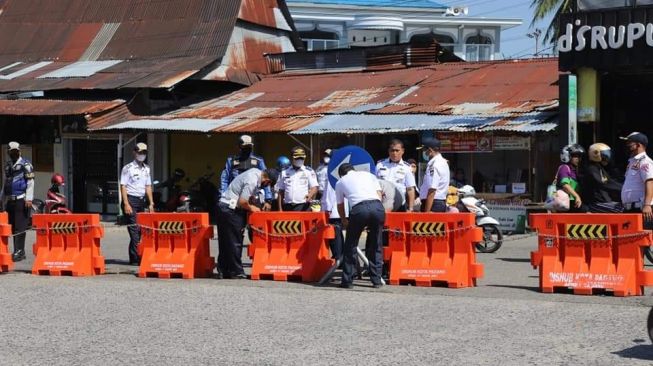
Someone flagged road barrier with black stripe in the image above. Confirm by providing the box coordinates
[384,212,484,288]
[31,214,105,276]
[137,213,214,279]
[248,212,334,282]
[0,212,13,273]
[530,214,653,296]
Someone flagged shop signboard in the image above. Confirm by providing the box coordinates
[486,204,527,234]
[493,136,530,150]
[436,132,493,153]
[559,7,653,71]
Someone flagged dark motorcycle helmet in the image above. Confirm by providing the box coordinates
[560,144,585,163]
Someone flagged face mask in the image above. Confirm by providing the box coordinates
[241,147,252,155]
[323,157,331,164]
[9,152,19,161]
[293,159,304,168]
[422,152,430,161]
[136,154,147,162]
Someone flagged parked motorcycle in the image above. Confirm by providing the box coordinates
[31,173,71,215]
[456,185,503,253]
[152,168,186,212]
[177,171,217,217]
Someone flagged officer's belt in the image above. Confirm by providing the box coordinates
[6,194,25,201]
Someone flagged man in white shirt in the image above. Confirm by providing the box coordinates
[335,163,385,289]
[620,132,653,229]
[375,139,416,211]
[316,148,332,200]
[277,147,319,211]
[120,143,154,265]
[322,183,345,261]
[417,137,450,212]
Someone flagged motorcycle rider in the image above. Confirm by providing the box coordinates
[220,135,271,211]
[556,144,588,213]
[582,143,623,213]
[271,156,291,211]
[1,142,34,262]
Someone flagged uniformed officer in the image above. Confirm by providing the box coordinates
[120,143,154,265]
[277,147,318,211]
[335,163,385,289]
[321,182,345,262]
[217,167,278,278]
[1,142,34,262]
[375,139,416,211]
[220,135,271,210]
[316,148,332,199]
[418,137,450,212]
[620,132,653,229]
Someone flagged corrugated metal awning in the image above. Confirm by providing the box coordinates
[0,98,125,116]
[290,112,558,135]
[98,118,235,133]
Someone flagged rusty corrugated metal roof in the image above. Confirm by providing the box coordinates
[91,58,560,134]
[0,98,124,115]
[0,0,298,91]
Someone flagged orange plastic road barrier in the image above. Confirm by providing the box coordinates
[384,212,483,287]
[0,212,13,273]
[530,214,653,296]
[248,212,335,282]
[32,214,105,276]
[137,213,214,279]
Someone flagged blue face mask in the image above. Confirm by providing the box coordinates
[422,151,430,161]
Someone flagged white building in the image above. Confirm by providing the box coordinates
[286,0,522,61]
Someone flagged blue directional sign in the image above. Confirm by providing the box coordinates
[327,145,376,189]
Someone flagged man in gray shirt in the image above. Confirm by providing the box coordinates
[217,168,278,279]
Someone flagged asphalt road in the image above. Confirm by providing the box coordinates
[1,225,653,365]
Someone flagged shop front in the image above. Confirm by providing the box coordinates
[559,3,653,164]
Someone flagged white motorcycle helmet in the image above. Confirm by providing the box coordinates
[457,185,476,198]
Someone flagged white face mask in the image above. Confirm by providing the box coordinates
[323,157,331,164]
[422,151,430,162]
[293,159,304,168]
[136,154,147,162]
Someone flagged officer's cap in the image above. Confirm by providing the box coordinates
[134,142,148,152]
[239,135,253,146]
[291,146,307,159]
[264,168,279,186]
[323,148,332,157]
[7,141,20,151]
[416,137,441,150]
[620,132,648,146]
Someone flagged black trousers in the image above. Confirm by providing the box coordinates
[342,200,385,286]
[328,218,344,260]
[421,199,447,212]
[126,195,146,263]
[283,202,310,211]
[217,203,247,277]
[7,199,28,253]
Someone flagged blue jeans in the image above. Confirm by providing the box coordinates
[342,200,385,286]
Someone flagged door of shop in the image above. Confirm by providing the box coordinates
[72,139,119,214]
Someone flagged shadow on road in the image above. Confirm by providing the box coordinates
[612,344,653,360]
[485,284,540,292]
[496,258,531,263]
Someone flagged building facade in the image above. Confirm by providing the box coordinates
[286,0,521,61]
[558,1,653,165]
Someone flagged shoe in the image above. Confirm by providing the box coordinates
[12,250,25,262]
[339,282,353,289]
[372,283,383,289]
[233,273,248,279]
